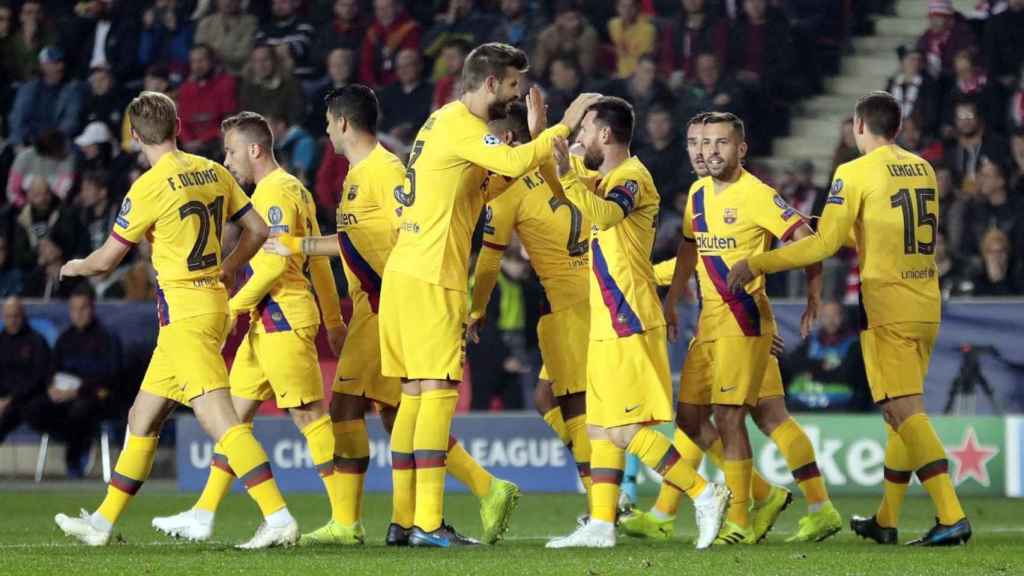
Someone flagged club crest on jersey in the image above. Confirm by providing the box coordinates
[116,198,131,228]
[723,208,737,224]
[483,133,501,146]
[347,185,358,201]
[831,179,844,195]
[268,206,284,225]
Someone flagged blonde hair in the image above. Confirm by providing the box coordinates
[127,91,178,145]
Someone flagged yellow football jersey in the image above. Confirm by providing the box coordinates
[337,144,404,312]
[112,150,251,325]
[683,170,803,341]
[480,164,589,313]
[750,145,940,328]
[559,156,664,341]
[230,168,325,332]
[384,101,571,292]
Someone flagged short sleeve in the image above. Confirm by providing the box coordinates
[482,187,517,250]
[752,189,804,241]
[111,184,156,246]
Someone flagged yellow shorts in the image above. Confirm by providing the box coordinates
[140,313,231,406]
[679,334,774,407]
[379,269,466,382]
[537,300,590,397]
[861,322,938,403]
[230,324,323,409]
[334,291,401,407]
[586,326,673,428]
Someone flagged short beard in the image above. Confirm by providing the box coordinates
[583,146,603,171]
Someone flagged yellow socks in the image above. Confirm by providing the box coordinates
[447,435,493,497]
[413,388,459,532]
[898,413,966,525]
[299,415,340,524]
[724,459,753,527]
[590,439,624,524]
[627,427,706,500]
[653,428,700,516]
[707,438,771,504]
[195,443,234,513]
[95,433,158,526]
[220,423,286,517]
[333,418,370,525]
[390,393,419,528]
[877,424,911,528]
[543,407,570,445]
[770,418,829,506]
[565,414,592,497]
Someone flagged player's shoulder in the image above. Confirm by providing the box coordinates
[608,157,654,192]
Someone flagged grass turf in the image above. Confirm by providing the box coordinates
[2,488,1022,575]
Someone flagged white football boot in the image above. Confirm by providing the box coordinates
[693,483,731,550]
[55,510,112,546]
[152,509,214,541]
[545,520,616,549]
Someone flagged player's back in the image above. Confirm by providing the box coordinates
[492,167,590,312]
[337,143,405,311]
[588,156,663,340]
[835,145,940,327]
[114,150,252,324]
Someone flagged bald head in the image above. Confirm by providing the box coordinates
[3,297,25,335]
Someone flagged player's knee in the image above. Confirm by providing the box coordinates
[607,424,641,449]
[752,401,787,436]
[289,403,326,429]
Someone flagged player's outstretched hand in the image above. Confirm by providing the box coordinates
[466,315,486,344]
[327,324,347,357]
[800,296,820,339]
[560,93,602,132]
[771,333,785,357]
[526,84,547,139]
[726,259,755,292]
[59,259,84,280]
[553,137,572,177]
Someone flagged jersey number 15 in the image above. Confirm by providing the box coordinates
[890,187,936,255]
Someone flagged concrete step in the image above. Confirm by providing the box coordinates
[757,155,835,185]
[842,54,898,77]
[773,134,840,158]
[874,15,928,36]
[802,94,857,117]
[791,117,847,139]
[852,34,916,56]
[827,74,890,96]
[896,0,929,18]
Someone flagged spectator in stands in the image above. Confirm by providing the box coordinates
[120,65,170,154]
[313,0,365,72]
[83,65,123,137]
[605,55,671,147]
[377,48,433,147]
[1011,129,1024,196]
[675,52,745,128]
[65,0,140,84]
[896,114,944,164]
[432,38,470,111]
[359,0,422,88]
[533,0,599,79]
[658,0,730,91]
[138,0,195,84]
[0,297,50,449]
[962,158,1022,262]
[783,301,871,412]
[256,0,317,85]
[608,0,657,79]
[3,0,55,82]
[943,48,1005,134]
[982,0,1024,86]
[945,96,1008,194]
[545,56,583,124]
[14,177,84,268]
[7,130,75,206]
[779,160,824,218]
[71,170,116,254]
[194,0,259,76]
[177,44,237,159]
[269,113,316,186]
[0,236,22,297]
[308,47,357,136]
[830,117,858,180]
[1007,71,1024,132]
[886,45,940,136]
[424,0,498,80]
[73,121,115,173]
[7,47,85,149]
[238,44,305,126]
[115,238,156,302]
[935,231,969,298]
[490,0,543,50]
[23,284,120,477]
[965,228,1020,296]
[916,0,976,80]
[314,142,348,228]
[637,104,686,211]
[0,4,14,87]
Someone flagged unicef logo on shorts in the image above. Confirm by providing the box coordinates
[268,206,284,225]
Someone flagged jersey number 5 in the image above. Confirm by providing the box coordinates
[548,197,588,257]
[890,187,936,255]
[395,140,424,207]
[180,196,224,271]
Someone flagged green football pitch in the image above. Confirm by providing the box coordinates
[3,488,1022,575]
